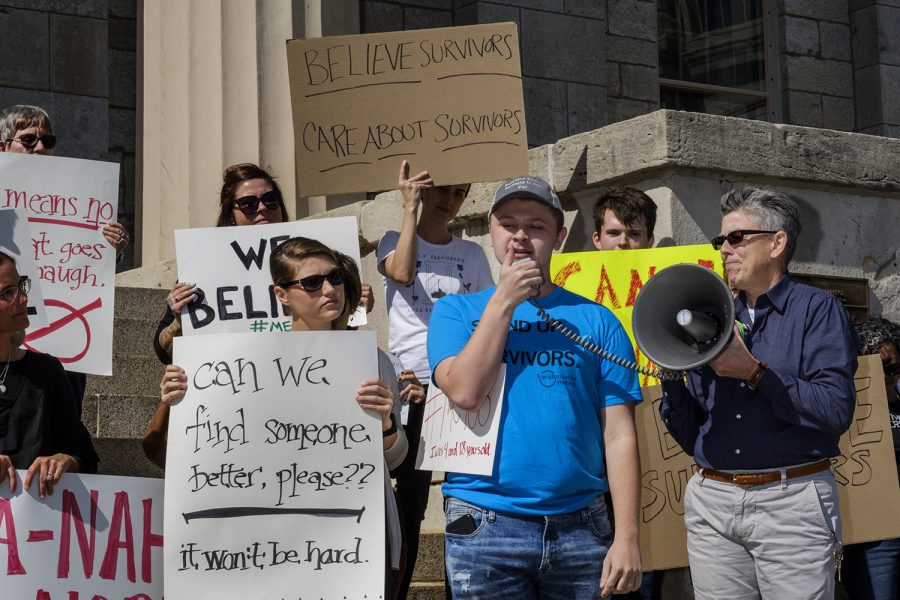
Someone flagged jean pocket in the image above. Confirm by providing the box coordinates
[445,499,486,538]
[588,499,612,540]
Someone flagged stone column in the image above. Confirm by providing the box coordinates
[137,0,361,265]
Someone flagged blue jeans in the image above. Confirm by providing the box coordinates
[444,495,613,599]
[842,537,900,600]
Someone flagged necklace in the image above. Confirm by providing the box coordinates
[0,341,12,394]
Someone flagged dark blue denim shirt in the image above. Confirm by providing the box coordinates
[659,274,858,470]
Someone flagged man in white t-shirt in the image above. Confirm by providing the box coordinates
[377,160,493,598]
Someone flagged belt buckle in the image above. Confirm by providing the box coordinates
[732,472,750,486]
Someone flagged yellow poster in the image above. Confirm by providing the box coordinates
[550,245,723,386]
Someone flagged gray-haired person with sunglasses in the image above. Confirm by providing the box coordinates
[659,186,857,599]
[1,104,130,411]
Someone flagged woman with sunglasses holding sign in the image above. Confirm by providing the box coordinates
[0,105,130,261]
[152,163,377,365]
[152,163,290,366]
[0,251,99,499]
[1,104,130,408]
[153,237,415,598]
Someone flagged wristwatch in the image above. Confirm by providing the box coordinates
[746,362,768,391]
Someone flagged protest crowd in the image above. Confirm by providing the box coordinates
[1,39,899,600]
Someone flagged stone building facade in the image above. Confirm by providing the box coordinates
[0,0,137,266]
[2,1,897,268]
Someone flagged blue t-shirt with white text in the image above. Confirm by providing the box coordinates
[427,285,642,515]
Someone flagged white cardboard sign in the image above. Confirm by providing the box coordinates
[0,472,164,599]
[166,330,384,599]
[174,216,365,334]
[416,365,505,475]
[0,153,119,376]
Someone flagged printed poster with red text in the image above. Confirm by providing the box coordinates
[0,153,119,376]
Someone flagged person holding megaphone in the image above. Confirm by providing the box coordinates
[656,186,857,600]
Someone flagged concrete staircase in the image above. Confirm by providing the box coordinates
[81,286,166,479]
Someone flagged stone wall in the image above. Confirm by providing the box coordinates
[778,0,856,131]
[0,0,137,268]
[851,0,900,137]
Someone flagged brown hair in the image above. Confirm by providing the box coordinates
[593,187,657,237]
[269,237,361,330]
[215,163,288,227]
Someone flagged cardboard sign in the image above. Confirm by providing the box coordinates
[0,153,118,376]
[636,355,900,571]
[287,22,528,196]
[416,365,505,475]
[174,216,364,335]
[0,472,164,598]
[0,208,49,329]
[550,245,723,387]
[166,331,384,599]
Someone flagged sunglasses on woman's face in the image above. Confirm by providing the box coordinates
[232,190,281,215]
[884,363,900,378]
[711,229,777,250]
[9,133,57,150]
[278,268,346,293]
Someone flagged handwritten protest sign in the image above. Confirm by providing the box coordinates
[0,472,164,599]
[550,245,723,387]
[0,153,118,376]
[416,365,505,475]
[167,331,384,599]
[635,355,900,571]
[0,208,49,329]
[175,216,363,335]
[287,22,528,196]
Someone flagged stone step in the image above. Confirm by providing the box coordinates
[112,315,162,358]
[408,582,446,600]
[81,393,160,439]
[85,354,165,396]
[113,286,169,322]
[94,437,163,479]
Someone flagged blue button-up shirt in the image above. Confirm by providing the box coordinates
[659,274,858,470]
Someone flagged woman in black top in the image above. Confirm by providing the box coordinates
[0,251,98,498]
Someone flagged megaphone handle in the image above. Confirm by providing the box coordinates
[528,298,683,381]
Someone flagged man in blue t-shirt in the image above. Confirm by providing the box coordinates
[427,175,643,598]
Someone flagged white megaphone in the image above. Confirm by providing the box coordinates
[631,263,736,371]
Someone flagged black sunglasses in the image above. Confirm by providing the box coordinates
[711,229,778,250]
[9,133,57,150]
[232,190,281,215]
[884,363,900,377]
[278,268,346,293]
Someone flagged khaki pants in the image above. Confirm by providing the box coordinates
[684,469,840,600]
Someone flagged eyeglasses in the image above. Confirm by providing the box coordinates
[884,363,900,377]
[278,268,346,293]
[8,133,57,150]
[232,190,281,215]
[711,229,778,250]
[0,276,30,303]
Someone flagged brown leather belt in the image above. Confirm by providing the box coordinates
[696,459,832,487]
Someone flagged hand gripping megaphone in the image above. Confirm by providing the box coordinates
[631,263,736,371]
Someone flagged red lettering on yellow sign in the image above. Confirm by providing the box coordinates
[552,260,581,288]
[594,265,620,308]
